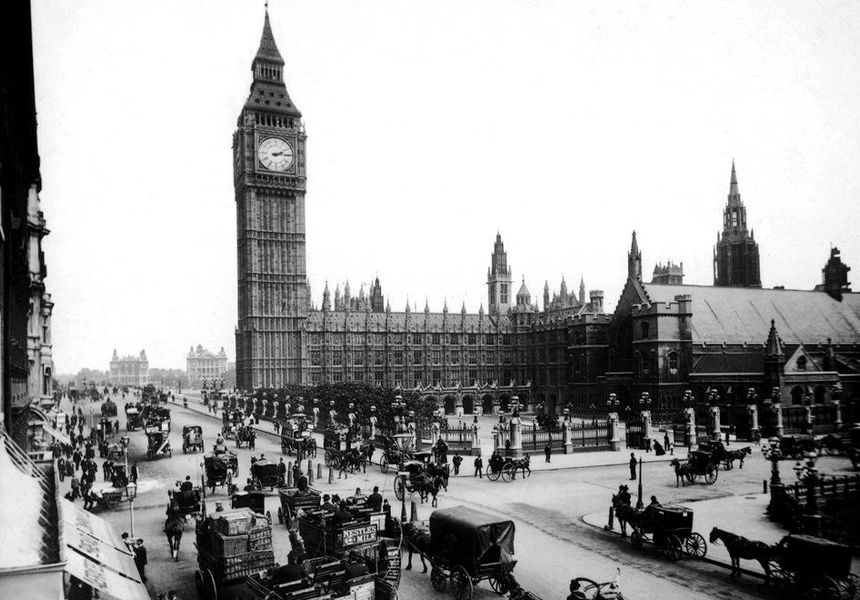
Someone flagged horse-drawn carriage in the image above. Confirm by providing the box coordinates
[145,417,172,460]
[293,498,401,598]
[276,487,321,528]
[222,409,245,440]
[669,449,719,486]
[125,403,144,431]
[406,505,518,600]
[195,509,275,600]
[393,459,447,506]
[170,485,203,520]
[182,425,204,453]
[250,457,283,490]
[323,427,364,470]
[778,434,819,459]
[234,425,255,448]
[627,505,707,562]
[204,452,239,494]
[100,398,117,417]
[770,534,859,599]
[486,453,530,482]
[231,490,271,524]
[280,419,316,457]
[379,444,409,473]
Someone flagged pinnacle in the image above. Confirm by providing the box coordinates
[256,9,285,65]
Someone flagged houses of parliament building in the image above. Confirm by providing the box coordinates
[235,11,860,415]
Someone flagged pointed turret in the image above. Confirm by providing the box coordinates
[487,233,513,316]
[479,303,484,317]
[461,301,467,316]
[560,275,568,300]
[516,278,531,307]
[334,284,341,310]
[763,318,786,391]
[628,231,642,280]
[245,9,302,118]
[424,298,430,314]
[112,349,119,361]
[322,282,331,311]
[579,276,586,305]
[443,298,448,314]
[764,319,785,359]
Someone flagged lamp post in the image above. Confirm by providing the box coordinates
[391,394,411,522]
[124,444,137,536]
[793,452,823,536]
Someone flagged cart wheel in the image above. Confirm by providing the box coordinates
[205,568,218,600]
[394,475,405,501]
[812,576,844,600]
[844,574,860,600]
[195,570,205,598]
[571,578,600,598]
[661,534,683,562]
[452,566,473,600]
[487,465,499,482]
[684,532,707,558]
[380,456,389,473]
[431,566,447,592]
[630,529,644,550]
[488,574,509,595]
[324,450,333,467]
[723,459,733,471]
[501,464,514,483]
[277,506,284,524]
[705,465,718,485]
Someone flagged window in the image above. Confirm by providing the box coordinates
[311,351,321,366]
[374,371,384,385]
[433,370,442,385]
[451,351,460,364]
[796,356,807,370]
[668,351,679,371]
[487,350,495,363]
[354,353,364,366]
[468,334,477,345]
[501,283,508,304]
[333,371,342,382]
[432,334,441,345]
[414,334,423,345]
[354,371,364,382]
[394,351,404,365]
[469,369,477,383]
[413,350,423,364]
[333,351,343,366]
[394,371,403,385]
[450,334,459,345]
[374,351,384,366]
[640,322,650,339]
[414,373,423,387]
[486,334,495,345]
[311,371,321,383]
[432,349,442,364]
[469,351,477,365]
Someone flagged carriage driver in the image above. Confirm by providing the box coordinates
[179,476,194,492]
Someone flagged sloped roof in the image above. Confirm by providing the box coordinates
[692,352,763,374]
[643,283,860,345]
[305,310,512,333]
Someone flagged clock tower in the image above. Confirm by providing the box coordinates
[234,9,308,389]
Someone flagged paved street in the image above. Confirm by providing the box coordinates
[56,391,859,600]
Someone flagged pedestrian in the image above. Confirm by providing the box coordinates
[274,420,280,434]
[277,458,287,484]
[544,443,552,463]
[645,437,652,453]
[73,449,82,471]
[338,457,348,479]
[366,440,375,464]
[664,432,673,456]
[130,462,139,484]
[58,456,66,482]
[133,539,148,583]
[504,438,512,457]
[70,474,81,501]
[474,454,483,478]
[629,453,637,481]
[452,453,462,475]
[249,429,256,451]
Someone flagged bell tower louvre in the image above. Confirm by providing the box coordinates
[713,161,762,288]
[235,9,309,389]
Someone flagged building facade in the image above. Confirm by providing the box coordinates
[1,0,56,446]
[187,345,228,385]
[109,350,149,386]
[234,11,308,390]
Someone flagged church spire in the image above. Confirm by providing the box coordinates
[627,231,642,280]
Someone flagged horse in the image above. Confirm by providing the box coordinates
[610,489,644,537]
[723,447,752,469]
[425,462,450,491]
[510,454,531,478]
[401,521,434,573]
[415,475,445,507]
[164,513,184,561]
[709,527,782,582]
[669,458,694,487]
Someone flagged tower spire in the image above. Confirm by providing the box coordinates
[627,231,642,280]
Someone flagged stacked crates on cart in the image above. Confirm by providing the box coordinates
[197,508,275,582]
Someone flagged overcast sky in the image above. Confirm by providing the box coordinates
[31,0,860,373]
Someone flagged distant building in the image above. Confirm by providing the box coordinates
[815,247,852,301]
[27,184,54,408]
[187,345,228,386]
[109,350,149,386]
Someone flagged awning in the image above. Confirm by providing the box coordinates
[61,499,148,600]
[65,548,149,600]
[43,425,72,446]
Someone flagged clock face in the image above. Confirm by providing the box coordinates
[257,137,293,172]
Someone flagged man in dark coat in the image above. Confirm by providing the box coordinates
[133,539,148,583]
[474,455,483,478]
[629,453,637,480]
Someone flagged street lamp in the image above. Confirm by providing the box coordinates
[123,441,137,536]
[607,393,619,414]
[793,452,823,535]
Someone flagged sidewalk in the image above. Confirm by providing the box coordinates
[177,391,677,472]
[583,493,860,577]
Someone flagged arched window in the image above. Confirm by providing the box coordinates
[668,351,679,372]
[791,386,804,406]
[640,322,650,339]
[634,352,642,377]
[814,385,826,404]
